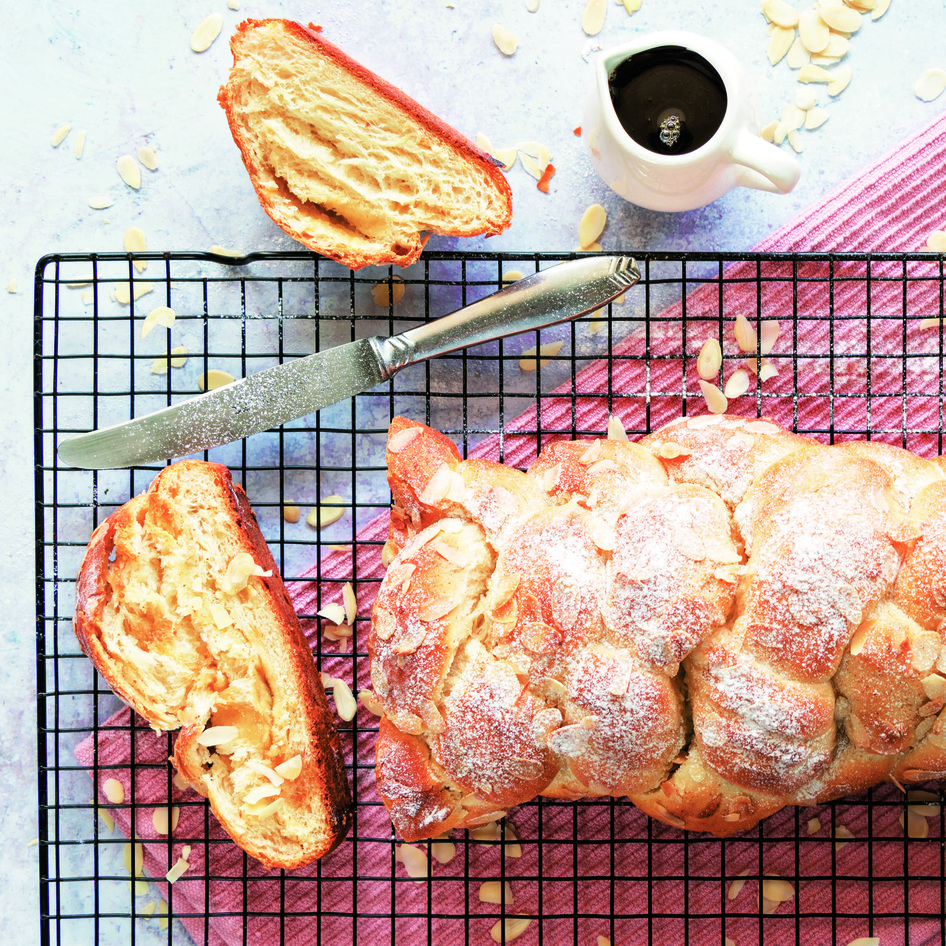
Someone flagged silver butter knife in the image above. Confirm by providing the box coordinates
[58,255,640,469]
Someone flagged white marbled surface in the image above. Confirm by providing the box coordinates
[3,0,945,943]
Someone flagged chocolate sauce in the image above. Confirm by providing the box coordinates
[607,46,728,155]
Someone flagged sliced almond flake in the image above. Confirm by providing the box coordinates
[519,340,564,371]
[807,816,821,834]
[823,33,850,58]
[620,0,643,11]
[490,917,531,944]
[51,123,72,147]
[430,836,457,863]
[476,132,493,153]
[399,843,430,880]
[798,9,830,52]
[773,120,788,146]
[805,106,830,129]
[420,461,453,505]
[579,204,608,248]
[492,23,519,56]
[124,227,148,273]
[763,0,800,27]
[196,725,238,747]
[138,145,159,171]
[317,603,346,625]
[900,808,930,839]
[519,151,544,180]
[191,12,223,53]
[786,34,810,67]
[417,595,456,622]
[924,230,946,252]
[909,803,940,817]
[306,495,346,529]
[734,314,758,353]
[922,674,946,699]
[117,155,141,190]
[759,361,779,382]
[88,195,114,210]
[331,677,358,721]
[244,782,281,805]
[597,938,611,946]
[588,318,607,335]
[493,147,517,171]
[606,414,628,441]
[724,369,751,399]
[782,103,807,132]
[342,582,357,624]
[762,897,781,915]
[115,281,154,305]
[795,87,819,110]
[526,0,540,10]
[157,899,169,930]
[471,821,500,842]
[245,759,284,786]
[141,306,175,339]
[798,63,835,84]
[871,0,891,17]
[103,778,124,804]
[517,140,552,166]
[697,338,722,379]
[431,538,466,566]
[228,0,240,8]
[281,504,301,524]
[358,689,385,716]
[915,68,946,103]
[479,880,515,904]
[123,841,144,876]
[210,602,233,629]
[209,245,244,258]
[728,868,750,901]
[834,824,855,849]
[762,876,796,902]
[388,426,423,453]
[74,129,86,159]
[582,0,607,35]
[371,276,405,307]
[503,824,523,857]
[249,796,284,818]
[768,26,796,65]
[846,939,880,946]
[81,289,92,304]
[97,806,116,831]
[786,129,804,152]
[140,900,157,918]
[725,940,736,946]
[827,64,852,95]
[759,319,780,355]
[699,380,728,414]
[578,242,603,252]
[818,2,863,30]
[198,369,236,391]
[760,120,778,142]
[272,755,303,781]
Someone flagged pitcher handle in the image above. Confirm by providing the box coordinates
[730,127,802,195]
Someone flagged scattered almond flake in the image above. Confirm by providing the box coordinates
[358,689,385,716]
[331,677,358,721]
[272,755,303,781]
[697,338,722,380]
[798,9,830,52]
[137,145,159,171]
[115,281,154,305]
[526,0,539,8]
[172,771,191,792]
[699,379,728,414]
[819,3,863,31]
[306,496,346,529]
[166,855,189,884]
[6,278,17,293]
[786,34,810,67]
[222,551,270,593]
[834,824,855,849]
[244,782,281,805]
[399,843,430,880]
[117,154,141,189]
[191,12,223,53]
[798,63,835,84]
[50,123,72,147]
[519,151,545,180]
[910,790,942,804]
[724,369,751,399]
[492,23,519,56]
[208,244,244,259]
[725,940,736,946]
[157,899,169,930]
[808,816,822,834]
[606,414,628,441]
[245,758,284,785]
[123,227,148,272]
[900,809,930,839]
[388,426,423,453]
[915,68,946,103]
[493,147,517,170]
[827,64,852,95]
[871,0,891,17]
[479,880,514,904]
[760,119,778,142]
[786,129,804,152]
[103,778,125,805]
[141,305,175,339]
[317,603,346,625]
[846,940,880,946]
[80,289,93,304]
[250,796,285,818]
[503,823,523,857]
[74,129,86,158]
[782,103,807,132]
[88,195,114,210]
[151,357,170,375]
[472,822,500,842]
[577,242,603,252]
[588,319,607,335]
[768,26,796,65]
[197,368,236,391]
[519,340,563,371]
[371,276,405,306]
[579,203,607,248]
[758,319,780,355]
[728,868,750,901]
[97,806,115,831]
[759,361,779,382]
[228,0,240,8]
[490,917,531,944]
[430,835,456,863]
[909,802,940,817]
[762,897,781,915]
[342,582,358,624]
[734,314,758,353]
[197,724,238,747]
[141,900,157,918]
[582,0,607,35]
[762,876,796,903]
[476,131,493,153]
[805,106,830,129]
[26,837,39,850]
[923,230,946,252]
[597,938,611,946]
[822,33,850,58]
[795,87,819,110]
[763,0,800,27]
[210,603,233,631]
[620,0,643,11]
[123,841,144,877]
[503,270,525,282]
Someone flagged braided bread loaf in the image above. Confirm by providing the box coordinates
[367,415,946,840]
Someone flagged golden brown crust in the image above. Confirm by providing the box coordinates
[74,460,352,868]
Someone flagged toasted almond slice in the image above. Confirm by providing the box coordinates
[579,203,608,248]
[166,855,189,884]
[786,34,810,67]
[846,939,880,946]
[728,868,750,901]
[117,155,141,189]
[191,12,223,52]
[762,876,796,903]
[759,319,780,354]
[399,843,430,880]
[476,132,493,153]
[306,495,346,529]
[910,803,941,817]
[480,880,515,904]
[805,106,830,129]
[734,314,758,353]
[272,755,303,781]
[763,0,800,27]
[760,120,778,142]
[768,26,796,65]
[818,2,863,30]
[198,368,236,391]
[371,276,405,306]
[900,808,930,839]
[196,725,238,747]
[332,677,358,721]
[490,917,531,944]
[317,603,346,624]
[519,340,564,371]
[773,120,788,146]
[137,145,158,170]
[123,841,144,876]
[582,0,607,35]
[503,823,523,857]
[795,87,819,110]
[588,318,607,335]
[141,306,175,338]
[834,824,855,849]
[798,63,835,83]
[51,123,72,147]
[827,63,852,95]
[97,806,116,831]
[115,281,155,305]
[871,0,891,17]
[245,759,284,786]
[724,369,751,399]
[492,23,519,55]
[519,151,544,180]
[74,129,86,158]
[915,68,946,103]
[786,129,804,152]
[759,360,779,382]
[577,242,603,253]
[808,816,821,834]
[699,380,728,414]
[244,782,281,805]
[503,270,525,283]
[342,582,357,624]
[430,835,457,863]
[282,504,300,523]
[88,195,114,210]
[388,426,423,453]
[517,140,553,166]
[607,414,628,442]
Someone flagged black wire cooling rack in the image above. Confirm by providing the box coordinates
[34,250,946,946]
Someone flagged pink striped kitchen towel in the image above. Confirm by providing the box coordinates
[76,109,946,946]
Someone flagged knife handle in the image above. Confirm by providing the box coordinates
[372,255,639,379]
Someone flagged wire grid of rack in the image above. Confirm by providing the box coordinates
[34,250,946,946]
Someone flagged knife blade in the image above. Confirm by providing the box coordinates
[57,255,640,469]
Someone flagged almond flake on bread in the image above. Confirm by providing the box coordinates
[218,19,513,270]
[74,460,352,868]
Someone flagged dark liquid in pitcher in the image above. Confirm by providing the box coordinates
[608,46,727,155]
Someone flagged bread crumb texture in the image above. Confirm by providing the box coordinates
[218,19,512,269]
[74,460,351,867]
[369,415,946,840]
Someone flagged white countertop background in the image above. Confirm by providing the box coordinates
[3,1,945,942]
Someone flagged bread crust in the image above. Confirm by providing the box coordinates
[75,460,352,868]
[218,19,513,269]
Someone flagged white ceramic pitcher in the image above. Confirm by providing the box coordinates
[583,31,801,212]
